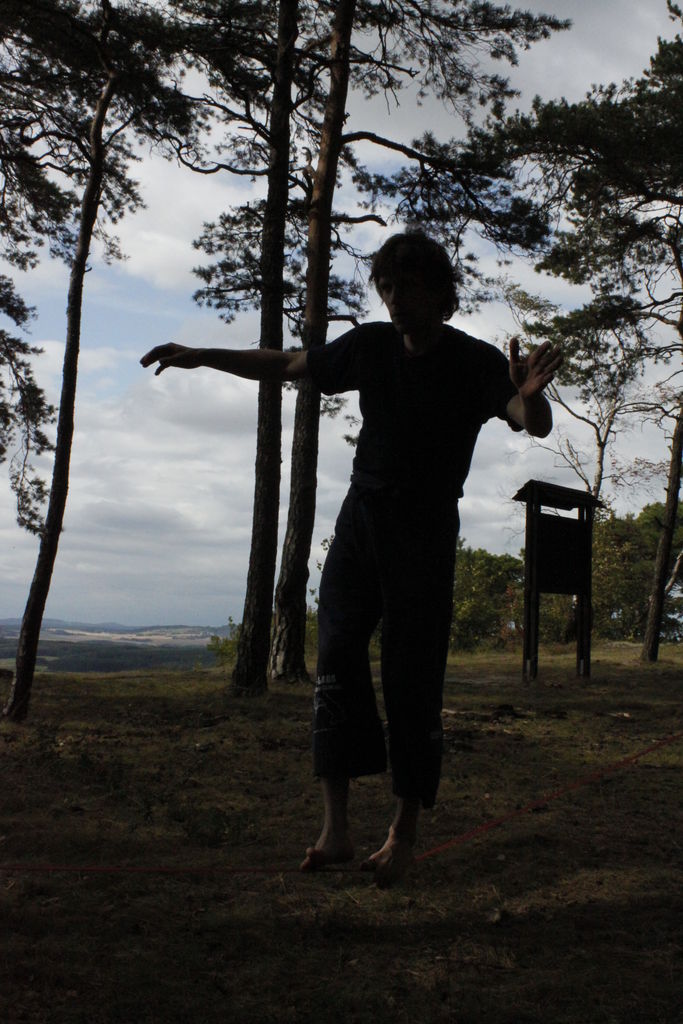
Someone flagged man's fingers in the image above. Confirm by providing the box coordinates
[509,337,559,369]
[538,353,563,376]
[140,343,183,368]
[527,341,550,360]
[140,345,168,366]
[529,344,561,370]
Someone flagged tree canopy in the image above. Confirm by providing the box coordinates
[486,6,683,658]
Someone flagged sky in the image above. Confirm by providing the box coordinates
[0,0,679,627]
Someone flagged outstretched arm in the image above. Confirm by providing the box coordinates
[506,337,562,438]
[140,343,309,382]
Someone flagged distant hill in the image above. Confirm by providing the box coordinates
[0,617,134,633]
[0,619,232,641]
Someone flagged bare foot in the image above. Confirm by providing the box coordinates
[361,826,415,888]
[300,834,354,872]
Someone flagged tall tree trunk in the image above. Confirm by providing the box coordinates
[4,70,117,721]
[641,401,683,662]
[270,0,357,681]
[231,0,298,696]
[665,546,682,597]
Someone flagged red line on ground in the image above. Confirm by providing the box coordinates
[1,731,681,878]
[415,729,683,862]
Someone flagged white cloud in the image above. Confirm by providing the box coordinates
[510,0,677,103]
[112,155,264,293]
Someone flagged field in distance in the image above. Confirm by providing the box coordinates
[0,619,230,672]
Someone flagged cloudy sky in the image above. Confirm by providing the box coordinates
[0,0,678,626]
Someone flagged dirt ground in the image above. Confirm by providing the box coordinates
[1,645,682,1023]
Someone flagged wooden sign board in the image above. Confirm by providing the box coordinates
[536,514,591,595]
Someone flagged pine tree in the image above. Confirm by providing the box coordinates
[0,283,55,534]
[2,0,198,719]
[495,5,683,660]
[0,7,76,533]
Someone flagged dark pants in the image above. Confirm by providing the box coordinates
[313,484,458,809]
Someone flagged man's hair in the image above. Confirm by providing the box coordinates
[369,230,459,320]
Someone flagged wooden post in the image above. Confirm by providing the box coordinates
[575,504,594,678]
[522,486,541,681]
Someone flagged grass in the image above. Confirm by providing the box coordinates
[1,644,682,1024]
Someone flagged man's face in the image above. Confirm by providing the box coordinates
[377,271,444,336]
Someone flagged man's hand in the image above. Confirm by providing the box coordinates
[140,343,204,376]
[506,337,562,437]
[508,336,562,399]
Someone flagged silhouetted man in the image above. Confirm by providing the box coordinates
[142,230,561,886]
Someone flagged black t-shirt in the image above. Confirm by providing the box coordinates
[307,321,520,500]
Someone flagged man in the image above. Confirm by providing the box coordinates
[141,230,561,887]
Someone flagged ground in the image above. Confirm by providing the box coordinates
[1,644,681,1024]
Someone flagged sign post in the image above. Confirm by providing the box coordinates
[513,480,602,681]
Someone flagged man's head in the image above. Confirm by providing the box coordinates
[369,231,459,329]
